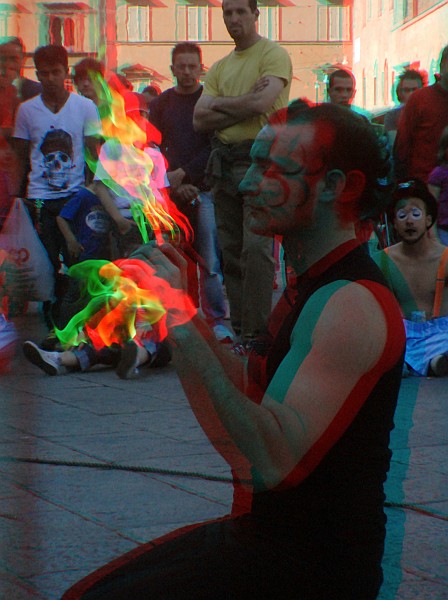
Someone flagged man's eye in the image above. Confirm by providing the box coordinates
[396,210,407,220]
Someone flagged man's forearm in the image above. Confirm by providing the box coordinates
[168,318,291,486]
[194,93,262,132]
[193,105,245,133]
[211,93,266,121]
[169,319,256,476]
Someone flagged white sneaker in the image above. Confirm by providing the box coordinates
[22,341,67,376]
[212,323,235,344]
[429,354,448,377]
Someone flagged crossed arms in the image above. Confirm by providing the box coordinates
[193,76,285,133]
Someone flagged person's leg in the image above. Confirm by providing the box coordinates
[38,198,73,329]
[429,352,448,376]
[213,185,244,338]
[62,513,379,600]
[22,340,78,375]
[195,191,233,340]
[241,202,275,341]
[115,339,151,379]
[23,338,123,376]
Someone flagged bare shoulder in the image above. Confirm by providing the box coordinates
[311,282,388,374]
[385,242,403,261]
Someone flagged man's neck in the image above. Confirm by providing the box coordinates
[234,32,261,52]
[398,234,440,258]
[175,83,201,96]
[284,226,357,276]
[41,88,70,113]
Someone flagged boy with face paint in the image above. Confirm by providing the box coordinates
[374,179,448,376]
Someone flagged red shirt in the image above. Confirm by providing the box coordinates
[395,83,448,182]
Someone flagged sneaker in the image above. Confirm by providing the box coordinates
[116,340,139,379]
[22,341,67,376]
[39,329,62,351]
[429,354,448,377]
[212,323,235,344]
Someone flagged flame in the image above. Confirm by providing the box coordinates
[86,72,192,245]
[55,258,197,350]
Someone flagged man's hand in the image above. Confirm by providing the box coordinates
[251,76,270,94]
[131,243,187,292]
[167,168,186,190]
[129,243,196,330]
[173,183,199,205]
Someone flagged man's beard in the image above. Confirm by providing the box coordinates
[401,230,427,245]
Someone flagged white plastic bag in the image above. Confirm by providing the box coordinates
[0,198,54,301]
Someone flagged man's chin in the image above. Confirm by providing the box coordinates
[247,215,272,236]
[401,231,426,245]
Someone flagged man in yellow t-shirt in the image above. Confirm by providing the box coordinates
[193,0,292,344]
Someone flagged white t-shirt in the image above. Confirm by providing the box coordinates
[94,139,169,218]
[14,93,101,200]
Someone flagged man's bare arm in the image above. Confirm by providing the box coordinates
[135,245,389,490]
[193,76,285,133]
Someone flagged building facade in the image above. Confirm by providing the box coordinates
[1,0,352,102]
[351,0,447,112]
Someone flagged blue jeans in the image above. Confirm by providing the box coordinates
[194,191,227,327]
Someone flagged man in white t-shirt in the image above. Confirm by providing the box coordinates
[12,44,101,323]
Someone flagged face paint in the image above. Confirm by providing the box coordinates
[395,207,423,221]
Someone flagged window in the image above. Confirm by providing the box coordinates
[48,15,80,50]
[394,0,442,24]
[257,6,279,41]
[362,68,366,109]
[176,6,209,41]
[0,12,9,37]
[0,3,21,39]
[43,3,93,52]
[127,5,151,41]
[384,59,389,105]
[318,6,351,42]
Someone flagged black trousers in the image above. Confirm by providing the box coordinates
[62,514,383,600]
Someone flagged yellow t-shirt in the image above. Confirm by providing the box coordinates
[203,38,292,145]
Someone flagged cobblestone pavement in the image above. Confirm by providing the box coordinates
[0,305,447,599]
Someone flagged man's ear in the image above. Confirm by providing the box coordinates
[319,169,346,203]
[339,169,365,203]
[254,8,259,19]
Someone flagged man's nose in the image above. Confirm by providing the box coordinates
[239,170,259,195]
